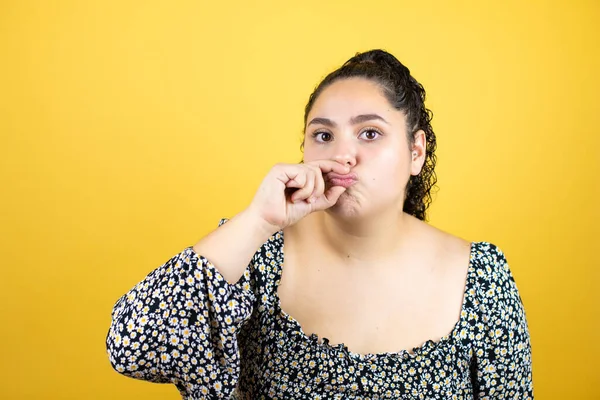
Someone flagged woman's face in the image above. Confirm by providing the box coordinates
[303,77,426,219]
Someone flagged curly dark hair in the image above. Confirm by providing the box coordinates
[301,49,438,221]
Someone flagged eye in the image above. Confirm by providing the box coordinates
[312,131,333,143]
[359,128,382,141]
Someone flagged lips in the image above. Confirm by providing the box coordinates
[325,172,358,189]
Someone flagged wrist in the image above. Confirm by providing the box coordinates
[237,207,280,242]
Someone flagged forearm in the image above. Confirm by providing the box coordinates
[192,208,277,284]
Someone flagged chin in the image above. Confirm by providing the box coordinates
[326,193,364,219]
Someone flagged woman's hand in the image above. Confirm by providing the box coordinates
[247,161,350,232]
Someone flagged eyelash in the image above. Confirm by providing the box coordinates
[311,127,383,143]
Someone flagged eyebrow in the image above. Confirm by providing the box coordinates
[307,114,390,128]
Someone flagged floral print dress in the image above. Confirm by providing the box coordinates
[106,219,534,399]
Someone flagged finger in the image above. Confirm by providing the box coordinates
[309,168,325,203]
[308,160,351,175]
[313,186,347,210]
[285,177,304,189]
[273,164,305,188]
[281,169,306,189]
[291,169,315,203]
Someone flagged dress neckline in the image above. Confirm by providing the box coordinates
[270,228,479,362]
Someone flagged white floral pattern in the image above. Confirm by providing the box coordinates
[107,219,533,399]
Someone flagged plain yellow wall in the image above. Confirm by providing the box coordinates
[1,0,598,399]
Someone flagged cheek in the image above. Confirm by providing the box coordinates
[362,147,411,197]
[372,145,409,175]
[302,140,319,161]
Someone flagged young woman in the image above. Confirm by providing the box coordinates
[106,49,533,399]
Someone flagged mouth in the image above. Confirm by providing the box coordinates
[326,172,358,189]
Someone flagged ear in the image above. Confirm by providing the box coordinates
[410,129,427,176]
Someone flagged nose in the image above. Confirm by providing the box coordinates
[331,138,357,168]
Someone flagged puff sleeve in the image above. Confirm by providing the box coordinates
[106,219,255,398]
[471,244,534,399]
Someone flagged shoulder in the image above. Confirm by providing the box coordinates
[410,218,513,284]
[409,218,518,300]
[468,241,527,315]
[410,217,473,273]
[469,242,531,354]
[470,241,513,286]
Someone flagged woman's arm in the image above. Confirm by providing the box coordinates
[106,215,270,398]
[192,209,277,284]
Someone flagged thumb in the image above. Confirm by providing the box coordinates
[314,186,347,210]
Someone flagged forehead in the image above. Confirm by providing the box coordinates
[307,77,404,124]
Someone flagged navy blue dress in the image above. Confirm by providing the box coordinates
[106,219,534,399]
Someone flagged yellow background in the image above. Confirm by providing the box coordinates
[1,1,598,399]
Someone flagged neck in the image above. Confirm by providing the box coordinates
[317,209,413,264]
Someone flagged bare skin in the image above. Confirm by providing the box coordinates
[279,211,472,356]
